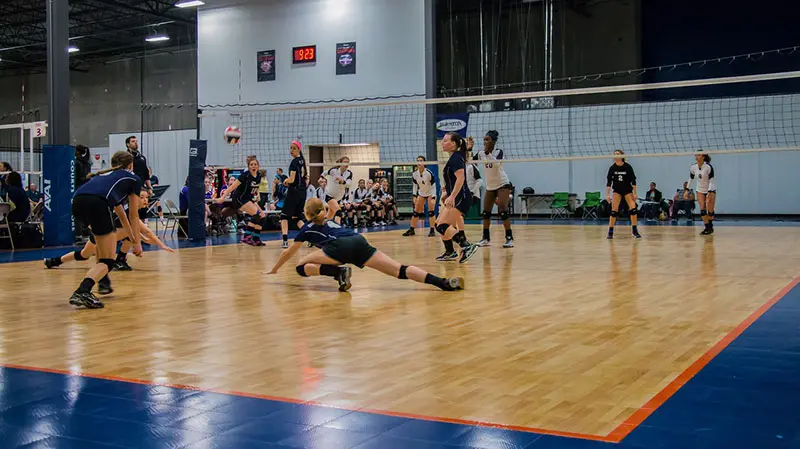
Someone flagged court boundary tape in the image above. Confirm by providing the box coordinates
[1,278,798,443]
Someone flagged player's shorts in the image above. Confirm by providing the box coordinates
[613,186,634,196]
[72,195,115,237]
[322,234,377,269]
[485,183,512,192]
[454,193,472,215]
[281,188,306,220]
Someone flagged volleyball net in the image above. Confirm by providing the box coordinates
[199,70,800,169]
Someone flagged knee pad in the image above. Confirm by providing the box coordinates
[482,211,492,220]
[428,210,435,218]
[629,207,638,217]
[335,209,344,219]
[700,209,708,217]
[99,258,116,271]
[73,250,88,261]
[436,223,450,235]
[295,265,308,277]
[708,210,715,218]
[398,265,409,280]
[414,212,425,219]
[89,234,96,244]
[280,213,289,221]
[610,210,618,217]
[499,210,510,221]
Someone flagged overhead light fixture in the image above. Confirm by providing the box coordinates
[175,0,204,7]
[68,46,79,53]
[145,35,170,43]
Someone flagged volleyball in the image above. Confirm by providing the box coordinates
[224,126,241,144]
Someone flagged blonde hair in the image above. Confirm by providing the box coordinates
[88,151,133,179]
[304,198,327,225]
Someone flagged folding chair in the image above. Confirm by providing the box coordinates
[0,203,15,250]
[550,192,570,220]
[147,185,170,230]
[162,199,188,237]
[581,192,602,220]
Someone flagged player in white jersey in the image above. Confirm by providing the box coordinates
[688,152,716,235]
[474,131,514,248]
[403,156,438,237]
[324,157,353,225]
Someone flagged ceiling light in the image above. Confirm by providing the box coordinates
[145,35,170,43]
[68,46,79,53]
[175,0,204,7]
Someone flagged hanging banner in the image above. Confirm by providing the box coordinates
[42,145,75,246]
[435,113,469,139]
[188,140,207,241]
[336,42,356,75]
[257,50,276,82]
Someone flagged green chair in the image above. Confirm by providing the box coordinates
[581,192,602,220]
[550,192,570,220]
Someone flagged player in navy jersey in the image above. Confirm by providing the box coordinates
[216,155,268,246]
[265,198,464,292]
[403,156,438,237]
[280,140,308,248]
[68,151,143,309]
[605,150,642,239]
[436,132,478,263]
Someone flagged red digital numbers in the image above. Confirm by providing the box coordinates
[293,46,316,63]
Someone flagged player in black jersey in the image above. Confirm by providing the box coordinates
[68,151,143,309]
[436,132,478,263]
[265,198,464,292]
[280,140,308,248]
[605,150,642,239]
[216,155,268,246]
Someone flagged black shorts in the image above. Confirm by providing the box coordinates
[486,184,512,192]
[454,194,472,215]
[322,235,377,268]
[281,188,306,220]
[72,195,115,237]
[613,187,633,197]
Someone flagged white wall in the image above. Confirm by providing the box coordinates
[323,144,379,185]
[108,130,196,205]
[197,0,427,168]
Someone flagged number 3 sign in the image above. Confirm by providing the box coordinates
[33,121,47,138]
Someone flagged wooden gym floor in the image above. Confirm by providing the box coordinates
[1,222,800,447]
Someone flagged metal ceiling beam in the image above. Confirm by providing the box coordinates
[87,0,194,24]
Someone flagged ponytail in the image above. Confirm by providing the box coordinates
[87,151,133,179]
[445,132,468,159]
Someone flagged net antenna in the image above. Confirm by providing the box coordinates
[199,70,800,168]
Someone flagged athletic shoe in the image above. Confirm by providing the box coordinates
[428,228,437,237]
[282,240,289,249]
[402,228,415,236]
[607,233,614,240]
[253,236,266,246]
[44,258,60,269]
[336,266,352,292]
[503,237,515,248]
[700,228,710,235]
[477,239,491,247]
[440,277,465,291]
[435,251,459,262]
[69,291,104,309]
[632,230,642,239]
[98,278,113,296]
[113,260,133,271]
[458,244,479,264]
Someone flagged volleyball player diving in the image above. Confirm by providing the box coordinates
[688,151,716,235]
[403,156,437,237]
[324,156,353,225]
[216,155,268,246]
[280,140,308,248]
[68,151,143,309]
[605,149,642,239]
[436,132,479,263]
[474,131,514,248]
[264,198,464,292]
